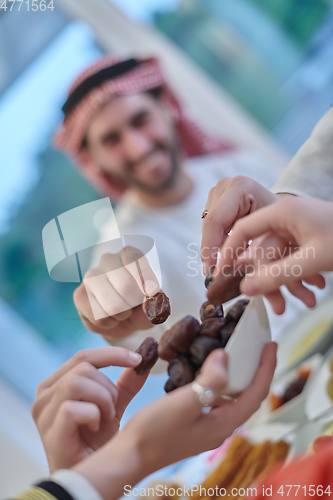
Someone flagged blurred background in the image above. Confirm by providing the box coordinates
[1,0,333,494]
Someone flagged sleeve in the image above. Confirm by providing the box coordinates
[9,470,103,500]
[272,106,333,200]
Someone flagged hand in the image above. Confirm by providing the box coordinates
[123,342,277,469]
[73,343,277,500]
[201,176,279,275]
[74,246,160,340]
[216,197,331,313]
[31,347,148,473]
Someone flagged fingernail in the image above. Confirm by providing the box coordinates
[242,277,259,295]
[144,280,158,295]
[217,349,227,365]
[129,352,142,364]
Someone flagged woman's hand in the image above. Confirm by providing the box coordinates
[124,342,277,469]
[32,347,148,473]
[215,197,331,313]
[201,176,279,275]
[74,342,277,500]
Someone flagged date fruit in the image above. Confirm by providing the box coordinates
[168,355,196,386]
[200,317,227,339]
[134,337,159,374]
[226,298,249,323]
[159,316,201,358]
[189,337,222,366]
[145,292,171,324]
[220,321,237,347]
[158,334,178,362]
[200,301,224,321]
[164,378,177,393]
[204,266,216,289]
[206,266,245,305]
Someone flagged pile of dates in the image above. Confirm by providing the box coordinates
[160,298,249,392]
[134,268,249,393]
[136,296,249,393]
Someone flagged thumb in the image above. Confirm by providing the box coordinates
[196,349,229,396]
[115,368,149,421]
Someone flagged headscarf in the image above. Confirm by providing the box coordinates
[54,56,233,200]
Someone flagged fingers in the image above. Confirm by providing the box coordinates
[79,314,119,334]
[286,281,316,308]
[152,350,229,424]
[53,400,101,436]
[37,347,142,392]
[87,273,136,318]
[218,212,274,272]
[35,360,119,423]
[303,273,326,289]
[196,349,229,395]
[77,247,160,326]
[38,375,117,433]
[119,247,160,297]
[201,177,278,276]
[115,368,149,421]
[74,282,119,330]
[240,252,320,297]
[201,186,241,275]
[226,342,277,428]
[263,290,286,315]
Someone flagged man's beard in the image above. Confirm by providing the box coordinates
[101,141,181,195]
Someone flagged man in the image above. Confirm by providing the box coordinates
[54,56,278,364]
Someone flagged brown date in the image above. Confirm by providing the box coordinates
[204,266,216,289]
[145,292,171,325]
[158,334,178,362]
[134,337,159,374]
[282,377,308,404]
[159,316,201,357]
[200,317,227,339]
[206,266,245,305]
[168,355,196,386]
[220,321,237,347]
[200,301,224,321]
[164,378,177,393]
[189,337,222,366]
[226,298,250,323]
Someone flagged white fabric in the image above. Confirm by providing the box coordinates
[52,469,103,500]
[94,149,315,373]
[272,106,333,200]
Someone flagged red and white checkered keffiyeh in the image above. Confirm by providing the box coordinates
[54,56,233,200]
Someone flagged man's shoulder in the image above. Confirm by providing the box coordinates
[187,149,278,189]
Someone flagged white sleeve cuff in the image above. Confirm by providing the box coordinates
[51,469,104,500]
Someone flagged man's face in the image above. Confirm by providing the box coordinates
[84,92,180,193]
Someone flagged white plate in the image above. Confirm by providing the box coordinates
[305,347,333,420]
[224,296,271,394]
[249,354,322,425]
[275,295,333,379]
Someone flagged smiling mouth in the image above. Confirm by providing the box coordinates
[134,150,168,176]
